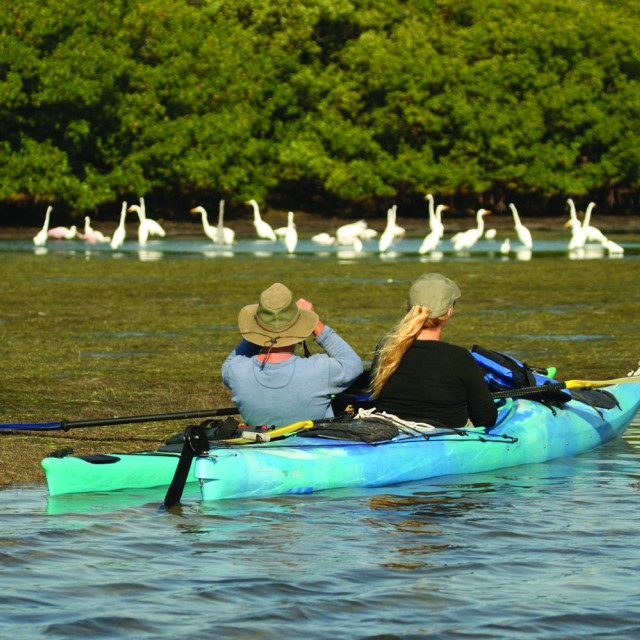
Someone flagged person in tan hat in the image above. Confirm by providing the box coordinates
[369,273,497,429]
[222,283,363,426]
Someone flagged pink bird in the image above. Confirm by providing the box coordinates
[48,225,77,240]
[79,216,110,244]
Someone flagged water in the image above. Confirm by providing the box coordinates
[2,418,640,639]
[2,233,640,262]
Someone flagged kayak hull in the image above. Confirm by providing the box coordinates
[41,381,640,499]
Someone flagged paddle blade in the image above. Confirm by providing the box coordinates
[163,424,210,509]
[565,375,640,389]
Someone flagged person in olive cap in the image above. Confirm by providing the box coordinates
[369,273,497,429]
[221,282,363,427]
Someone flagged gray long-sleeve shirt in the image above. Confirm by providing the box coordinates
[221,326,363,427]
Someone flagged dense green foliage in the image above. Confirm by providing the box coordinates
[1,0,639,221]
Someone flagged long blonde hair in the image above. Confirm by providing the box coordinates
[369,305,447,398]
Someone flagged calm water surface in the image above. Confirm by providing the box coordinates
[2,417,640,639]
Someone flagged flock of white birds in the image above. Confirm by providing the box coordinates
[32,194,624,257]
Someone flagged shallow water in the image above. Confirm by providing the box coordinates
[2,416,640,639]
[2,233,640,262]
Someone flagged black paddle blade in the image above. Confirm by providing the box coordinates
[163,424,210,510]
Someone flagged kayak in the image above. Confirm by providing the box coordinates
[41,379,640,498]
[194,381,640,501]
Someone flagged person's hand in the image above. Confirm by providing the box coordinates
[296,298,314,312]
[297,298,324,336]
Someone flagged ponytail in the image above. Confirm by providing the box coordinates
[370,305,440,397]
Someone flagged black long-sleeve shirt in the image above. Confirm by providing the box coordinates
[375,340,498,429]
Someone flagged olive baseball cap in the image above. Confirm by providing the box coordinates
[408,273,461,318]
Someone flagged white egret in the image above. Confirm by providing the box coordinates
[33,206,52,246]
[138,197,166,238]
[582,202,608,244]
[379,206,401,253]
[451,209,491,251]
[110,202,128,250]
[336,220,371,245]
[419,203,448,255]
[128,203,149,246]
[282,211,298,254]
[603,238,624,256]
[509,203,533,249]
[359,227,378,240]
[191,205,218,242]
[565,198,587,250]
[215,199,235,245]
[500,237,511,255]
[311,232,336,245]
[246,199,277,241]
[337,235,363,255]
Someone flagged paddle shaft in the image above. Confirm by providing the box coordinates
[491,383,567,399]
[491,374,640,399]
[0,407,239,432]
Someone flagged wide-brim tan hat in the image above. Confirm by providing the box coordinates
[238,282,319,347]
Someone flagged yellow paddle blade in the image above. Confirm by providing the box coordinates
[565,374,640,389]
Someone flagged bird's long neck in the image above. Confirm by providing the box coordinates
[217,201,225,228]
[583,203,594,227]
[199,209,213,233]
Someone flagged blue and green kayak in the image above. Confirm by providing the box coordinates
[42,380,640,500]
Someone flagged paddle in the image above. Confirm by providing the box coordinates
[0,406,240,432]
[490,374,640,399]
[163,423,210,510]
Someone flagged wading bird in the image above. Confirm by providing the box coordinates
[246,199,277,241]
[311,232,336,245]
[80,216,110,244]
[33,206,52,246]
[419,195,448,255]
[215,200,235,245]
[128,198,165,246]
[379,205,404,253]
[509,203,533,249]
[451,209,491,251]
[110,202,128,250]
[582,202,608,245]
[48,224,77,240]
[280,211,298,253]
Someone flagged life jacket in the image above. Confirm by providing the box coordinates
[471,345,572,404]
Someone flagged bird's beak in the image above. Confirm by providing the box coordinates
[189,208,198,214]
